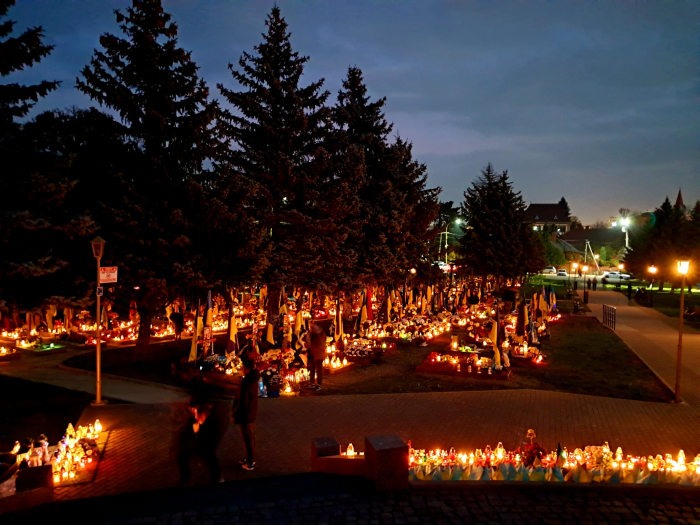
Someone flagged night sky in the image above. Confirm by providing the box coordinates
[9,0,699,224]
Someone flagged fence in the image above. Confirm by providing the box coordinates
[602,304,616,330]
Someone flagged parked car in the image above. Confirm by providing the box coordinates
[604,271,631,280]
[436,262,457,273]
[542,266,557,274]
[557,270,568,277]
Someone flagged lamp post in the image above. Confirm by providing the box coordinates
[647,265,657,307]
[674,260,690,403]
[618,263,624,287]
[582,265,589,303]
[443,218,462,264]
[571,262,578,288]
[91,236,106,406]
[648,264,657,289]
[621,217,630,249]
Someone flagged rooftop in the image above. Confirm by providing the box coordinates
[525,203,570,223]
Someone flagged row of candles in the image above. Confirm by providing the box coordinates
[409,442,700,479]
[429,352,494,373]
[51,421,103,483]
[13,420,104,484]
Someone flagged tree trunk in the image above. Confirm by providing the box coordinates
[267,288,280,320]
[343,291,353,321]
[133,311,152,362]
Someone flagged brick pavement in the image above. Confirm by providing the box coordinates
[52,389,700,502]
[9,472,700,525]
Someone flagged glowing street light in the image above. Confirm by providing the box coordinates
[443,218,462,264]
[620,218,630,248]
[674,260,690,403]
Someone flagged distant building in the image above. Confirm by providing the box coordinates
[549,232,581,261]
[560,227,625,249]
[560,227,625,263]
[675,188,685,211]
[525,203,571,233]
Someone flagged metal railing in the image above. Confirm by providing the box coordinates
[602,304,616,330]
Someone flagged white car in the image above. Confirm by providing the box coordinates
[605,271,631,280]
[542,266,557,274]
[557,270,568,277]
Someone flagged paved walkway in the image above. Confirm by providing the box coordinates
[50,389,699,502]
[586,290,700,406]
[8,473,700,525]
[0,347,189,404]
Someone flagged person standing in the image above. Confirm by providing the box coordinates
[233,359,260,471]
[592,276,598,291]
[304,320,326,391]
[177,395,225,485]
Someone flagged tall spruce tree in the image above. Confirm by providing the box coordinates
[625,197,696,288]
[218,7,364,318]
[0,1,90,321]
[0,0,59,132]
[459,164,543,283]
[333,67,439,286]
[77,0,219,359]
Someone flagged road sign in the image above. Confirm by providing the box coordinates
[100,266,118,283]
[96,287,104,297]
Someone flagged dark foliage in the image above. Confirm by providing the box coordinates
[76,0,220,358]
[459,164,544,282]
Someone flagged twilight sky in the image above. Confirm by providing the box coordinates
[8,0,700,224]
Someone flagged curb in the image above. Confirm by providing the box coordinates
[410,480,700,493]
[57,363,191,395]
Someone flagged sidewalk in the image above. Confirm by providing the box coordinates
[586,290,700,406]
[0,347,189,404]
[7,472,700,525]
[51,389,699,502]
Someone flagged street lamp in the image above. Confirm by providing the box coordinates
[571,262,578,287]
[91,236,106,406]
[674,260,690,403]
[621,218,630,249]
[443,218,462,264]
[648,265,657,289]
[618,263,624,287]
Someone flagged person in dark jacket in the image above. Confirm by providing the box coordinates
[177,392,225,485]
[233,359,260,470]
[170,311,184,340]
[303,320,327,391]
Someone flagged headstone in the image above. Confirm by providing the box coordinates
[365,434,408,490]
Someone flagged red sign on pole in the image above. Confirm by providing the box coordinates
[100,266,118,283]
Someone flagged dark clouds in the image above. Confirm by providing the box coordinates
[8,0,699,223]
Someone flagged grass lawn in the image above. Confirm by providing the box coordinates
[647,291,700,330]
[0,375,126,452]
[61,316,671,403]
[317,315,672,402]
